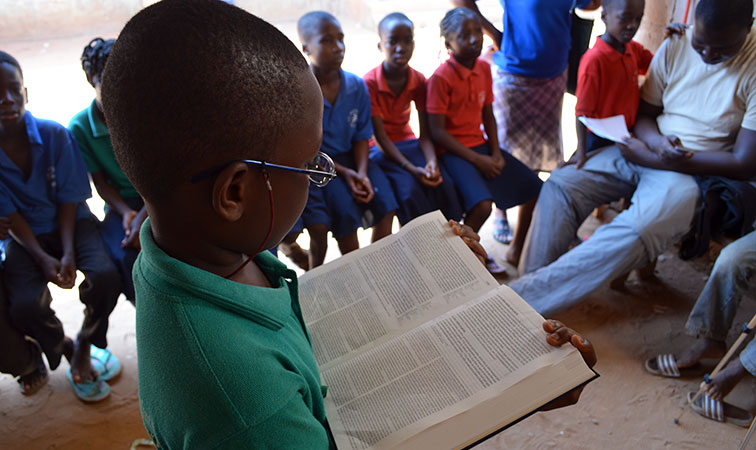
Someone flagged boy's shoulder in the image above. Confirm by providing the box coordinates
[341,69,368,91]
[68,102,92,131]
[24,112,75,148]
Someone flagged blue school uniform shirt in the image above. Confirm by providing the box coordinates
[494,0,591,79]
[321,69,373,156]
[0,112,92,235]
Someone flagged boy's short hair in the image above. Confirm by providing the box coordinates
[378,12,413,36]
[102,0,309,203]
[0,51,23,79]
[696,0,753,30]
[297,11,339,43]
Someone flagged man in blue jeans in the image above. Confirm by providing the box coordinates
[511,0,756,316]
[646,230,756,425]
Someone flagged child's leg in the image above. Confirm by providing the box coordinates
[336,232,360,255]
[464,200,493,233]
[439,151,495,233]
[279,218,309,270]
[365,160,398,241]
[3,238,68,370]
[371,140,431,226]
[506,197,536,267]
[307,224,329,268]
[71,217,121,382]
[0,274,48,392]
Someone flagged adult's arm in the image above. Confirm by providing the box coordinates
[90,171,134,219]
[630,101,756,179]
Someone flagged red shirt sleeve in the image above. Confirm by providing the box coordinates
[575,58,600,118]
[426,74,450,115]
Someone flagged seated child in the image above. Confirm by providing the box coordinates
[427,8,543,270]
[0,51,121,402]
[69,37,146,303]
[296,11,398,268]
[365,12,464,226]
[572,0,653,168]
[99,1,596,446]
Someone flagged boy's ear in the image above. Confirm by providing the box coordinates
[377,41,382,52]
[600,8,606,22]
[302,43,310,55]
[23,87,28,104]
[211,162,255,222]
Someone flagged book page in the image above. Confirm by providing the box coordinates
[578,115,631,143]
[299,211,498,369]
[321,284,595,450]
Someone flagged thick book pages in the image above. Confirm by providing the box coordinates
[299,211,597,450]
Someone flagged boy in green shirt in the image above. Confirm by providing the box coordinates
[102,1,596,448]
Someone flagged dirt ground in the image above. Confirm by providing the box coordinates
[2,7,756,450]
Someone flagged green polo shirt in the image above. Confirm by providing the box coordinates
[68,100,139,199]
[134,219,334,449]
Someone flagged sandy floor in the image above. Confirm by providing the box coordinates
[2,6,755,450]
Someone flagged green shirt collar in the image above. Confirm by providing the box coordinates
[138,218,298,330]
[87,99,110,139]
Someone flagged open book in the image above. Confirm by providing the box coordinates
[299,211,597,450]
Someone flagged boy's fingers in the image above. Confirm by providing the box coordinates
[571,334,597,367]
[463,237,487,261]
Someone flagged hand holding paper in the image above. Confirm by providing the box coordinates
[577,115,631,143]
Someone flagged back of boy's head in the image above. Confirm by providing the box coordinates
[103,0,309,205]
[81,38,115,84]
[378,12,413,37]
[440,7,479,40]
[0,51,23,79]
[696,0,753,31]
[297,11,339,43]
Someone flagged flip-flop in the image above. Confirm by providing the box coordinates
[493,218,513,244]
[90,346,122,382]
[644,354,703,378]
[17,363,49,396]
[66,368,110,403]
[485,257,508,275]
[688,391,754,427]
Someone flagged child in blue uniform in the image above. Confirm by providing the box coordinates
[69,37,146,304]
[296,11,398,268]
[365,12,464,226]
[0,51,121,402]
[100,1,596,446]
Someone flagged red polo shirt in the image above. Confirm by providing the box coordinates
[427,57,493,153]
[575,38,653,129]
[364,64,426,143]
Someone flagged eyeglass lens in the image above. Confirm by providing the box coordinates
[306,152,335,186]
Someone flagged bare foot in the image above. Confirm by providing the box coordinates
[18,364,48,395]
[64,337,98,383]
[703,358,749,401]
[676,338,727,369]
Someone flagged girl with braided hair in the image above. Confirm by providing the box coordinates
[69,37,146,305]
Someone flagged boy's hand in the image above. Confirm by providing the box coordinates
[345,170,375,204]
[561,150,590,169]
[647,135,693,162]
[449,220,486,266]
[474,154,503,179]
[418,160,443,188]
[491,151,506,171]
[0,216,10,240]
[617,136,655,164]
[56,252,77,289]
[121,210,137,235]
[665,22,688,39]
[539,319,597,411]
[122,213,145,250]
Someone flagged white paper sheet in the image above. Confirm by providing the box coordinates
[578,115,631,143]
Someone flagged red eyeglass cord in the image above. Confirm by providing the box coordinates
[224,170,275,279]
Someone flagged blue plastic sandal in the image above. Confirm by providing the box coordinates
[493,218,513,244]
[90,346,122,382]
[66,368,110,403]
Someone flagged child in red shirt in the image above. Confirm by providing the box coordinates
[572,0,653,168]
[427,7,542,272]
[365,13,463,225]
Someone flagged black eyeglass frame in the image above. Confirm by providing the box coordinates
[189,152,337,187]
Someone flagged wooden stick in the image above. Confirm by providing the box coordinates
[739,417,756,450]
[674,314,756,425]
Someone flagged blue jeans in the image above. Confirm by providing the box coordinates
[510,145,699,316]
[685,230,756,376]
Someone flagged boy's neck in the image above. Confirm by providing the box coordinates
[381,61,408,80]
[310,64,340,85]
[451,53,476,70]
[149,208,272,287]
[601,34,627,54]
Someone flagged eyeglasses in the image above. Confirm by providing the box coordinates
[189,151,337,187]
